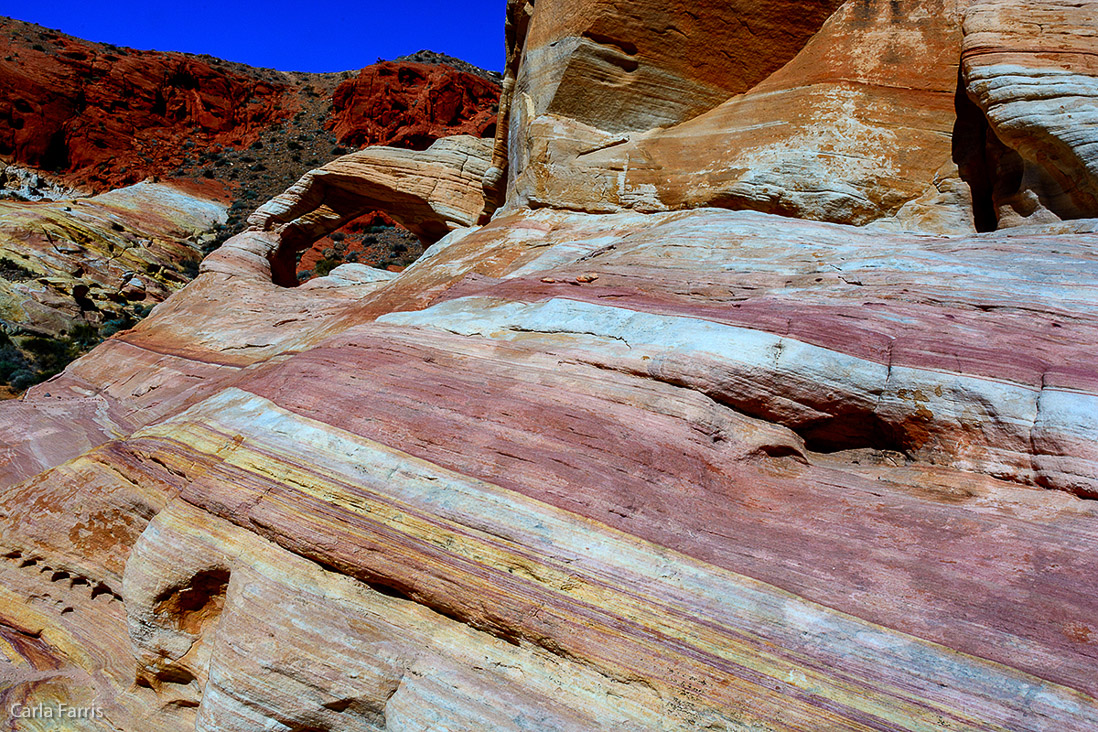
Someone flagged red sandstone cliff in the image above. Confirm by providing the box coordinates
[329,61,499,150]
[0,19,292,193]
[0,16,500,196]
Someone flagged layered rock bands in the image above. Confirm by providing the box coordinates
[2,0,1098,730]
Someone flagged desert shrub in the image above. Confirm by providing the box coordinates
[22,335,75,374]
[314,258,339,277]
[0,314,146,390]
[0,258,35,282]
[9,369,36,391]
[68,323,100,350]
[99,319,128,338]
[0,340,30,383]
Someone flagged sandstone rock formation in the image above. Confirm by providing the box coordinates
[504,0,981,231]
[328,62,500,150]
[248,136,493,285]
[3,204,1098,730]
[499,0,1098,235]
[961,0,1098,225]
[0,18,292,192]
[0,181,225,390]
[514,0,845,134]
[2,1,1098,730]
[0,16,502,391]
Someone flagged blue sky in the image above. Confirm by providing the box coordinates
[0,1,504,72]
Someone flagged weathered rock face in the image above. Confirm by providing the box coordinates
[3,205,1098,730]
[514,0,847,133]
[0,181,225,389]
[2,1,1098,730]
[961,0,1098,225]
[507,0,979,230]
[503,0,1098,234]
[328,62,500,150]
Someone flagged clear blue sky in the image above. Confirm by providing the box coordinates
[0,1,504,73]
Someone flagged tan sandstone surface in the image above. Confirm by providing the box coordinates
[0,183,226,335]
[961,0,1098,224]
[2,1,1098,731]
[0,182,226,392]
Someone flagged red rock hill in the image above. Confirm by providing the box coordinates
[329,61,499,149]
[0,17,500,194]
[0,20,292,192]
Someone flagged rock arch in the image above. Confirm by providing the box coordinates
[246,136,494,286]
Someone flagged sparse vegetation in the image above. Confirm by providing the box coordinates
[0,258,36,282]
[294,217,423,283]
[0,15,502,391]
[1,325,100,391]
[0,299,157,394]
[313,258,339,277]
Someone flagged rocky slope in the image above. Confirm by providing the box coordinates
[0,16,500,394]
[1,1,1097,730]
[0,16,499,197]
[0,181,225,390]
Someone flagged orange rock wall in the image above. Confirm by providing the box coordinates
[0,28,292,191]
[328,62,500,150]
